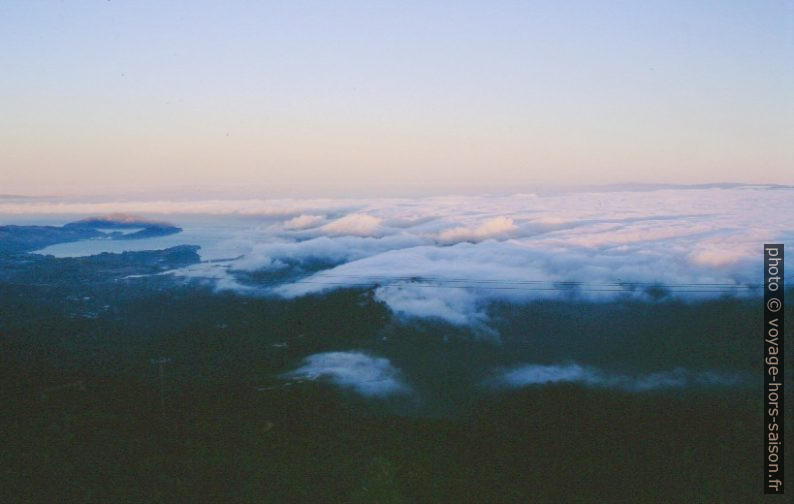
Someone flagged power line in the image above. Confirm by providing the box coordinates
[276,280,756,293]
[150,357,171,419]
[291,273,758,287]
[247,275,761,292]
[1,274,768,292]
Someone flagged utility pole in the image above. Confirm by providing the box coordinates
[150,357,171,419]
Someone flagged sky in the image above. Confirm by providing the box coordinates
[1,1,792,197]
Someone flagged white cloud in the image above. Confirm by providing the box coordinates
[374,283,485,326]
[229,234,429,273]
[283,214,325,230]
[321,213,382,236]
[283,351,410,398]
[437,216,517,244]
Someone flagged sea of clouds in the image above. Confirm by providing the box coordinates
[5,185,793,325]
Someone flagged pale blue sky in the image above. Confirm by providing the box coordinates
[1,1,792,196]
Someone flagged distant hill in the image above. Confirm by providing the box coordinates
[0,215,182,254]
[65,213,175,228]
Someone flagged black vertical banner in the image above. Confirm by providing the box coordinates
[764,244,784,494]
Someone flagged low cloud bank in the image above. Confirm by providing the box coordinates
[8,187,792,325]
[264,187,791,323]
[283,351,410,398]
[492,363,744,392]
